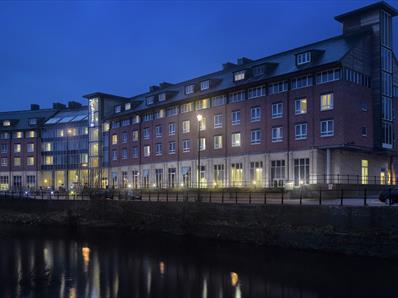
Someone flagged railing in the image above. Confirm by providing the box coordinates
[0,186,395,207]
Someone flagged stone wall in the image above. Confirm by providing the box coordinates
[0,199,397,257]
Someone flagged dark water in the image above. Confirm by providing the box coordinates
[0,227,397,298]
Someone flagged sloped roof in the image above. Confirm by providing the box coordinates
[0,108,57,131]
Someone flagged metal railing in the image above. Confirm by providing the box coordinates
[0,186,395,207]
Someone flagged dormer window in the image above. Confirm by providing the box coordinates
[114,105,121,113]
[146,96,155,105]
[253,65,265,76]
[28,118,37,125]
[125,103,131,110]
[233,70,246,82]
[3,120,10,127]
[185,84,195,95]
[296,52,311,65]
[158,93,166,102]
[200,80,210,91]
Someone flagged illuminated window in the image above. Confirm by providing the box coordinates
[26,130,35,138]
[27,157,35,166]
[112,134,118,145]
[144,145,150,157]
[233,70,246,82]
[231,163,243,187]
[214,135,222,149]
[295,98,307,114]
[14,157,21,167]
[3,120,10,127]
[320,93,334,111]
[125,103,131,110]
[44,156,53,165]
[196,98,209,110]
[42,142,52,152]
[199,138,206,151]
[199,117,206,131]
[14,144,21,153]
[200,80,210,91]
[361,160,368,185]
[250,161,263,186]
[231,133,241,147]
[14,131,23,139]
[182,120,190,133]
[214,164,224,187]
[132,130,139,142]
[181,102,193,113]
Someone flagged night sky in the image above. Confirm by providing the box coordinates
[0,0,397,111]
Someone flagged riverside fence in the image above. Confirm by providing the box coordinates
[0,186,395,207]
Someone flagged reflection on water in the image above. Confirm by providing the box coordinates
[0,226,397,298]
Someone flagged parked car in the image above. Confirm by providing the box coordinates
[379,187,398,204]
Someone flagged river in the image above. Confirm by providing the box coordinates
[0,226,397,298]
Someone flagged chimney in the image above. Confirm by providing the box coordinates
[68,101,82,109]
[222,62,236,71]
[53,102,67,110]
[149,85,160,92]
[30,104,40,111]
[237,57,252,65]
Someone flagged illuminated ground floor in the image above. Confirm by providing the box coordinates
[108,149,395,189]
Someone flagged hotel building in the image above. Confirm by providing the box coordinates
[1,2,398,190]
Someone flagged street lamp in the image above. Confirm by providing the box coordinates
[197,114,202,189]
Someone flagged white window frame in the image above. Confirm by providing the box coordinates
[295,123,308,140]
[232,110,240,125]
[250,129,261,145]
[272,127,283,143]
[320,120,334,137]
[272,103,283,118]
[231,132,241,147]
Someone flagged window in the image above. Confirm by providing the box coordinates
[154,109,165,119]
[251,106,261,122]
[158,93,166,102]
[250,129,261,144]
[146,96,154,105]
[233,70,246,81]
[27,143,34,153]
[166,106,179,117]
[232,110,240,125]
[14,131,23,139]
[291,75,313,89]
[211,95,226,107]
[169,142,176,154]
[214,114,223,128]
[155,169,163,188]
[44,156,53,165]
[268,81,288,94]
[169,122,176,135]
[253,65,265,76]
[200,80,210,91]
[196,98,209,110]
[112,150,117,161]
[272,103,283,118]
[294,158,310,186]
[248,85,266,99]
[143,128,150,140]
[132,115,140,124]
[144,145,151,157]
[155,143,162,156]
[125,103,131,110]
[122,148,128,160]
[132,130,139,142]
[26,131,35,138]
[320,120,334,137]
[27,157,34,166]
[231,133,241,147]
[3,120,10,127]
[320,93,334,111]
[121,132,128,143]
[0,144,7,154]
[250,161,263,186]
[0,133,9,140]
[295,123,308,140]
[121,119,130,127]
[199,138,206,151]
[185,84,195,95]
[114,105,121,113]
[229,91,246,103]
[155,125,162,138]
[14,144,21,153]
[181,102,193,113]
[14,157,21,167]
[0,176,8,190]
[182,120,190,133]
[112,121,120,129]
[271,160,286,186]
[295,98,307,114]
[382,121,393,148]
[214,135,222,149]
[143,113,153,122]
[1,158,7,167]
[382,96,393,120]
[316,68,340,84]
[231,163,243,187]
[361,127,368,137]
[296,52,311,65]
[272,127,283,142]
[214,164,224,187]
[343,68,371,88]
[112,134,118,145]
[361,160,368,185]
[183,139,191,152]
[199,117,206,131]
[132,147,139,158]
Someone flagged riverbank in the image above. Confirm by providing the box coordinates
[0,198,397,258]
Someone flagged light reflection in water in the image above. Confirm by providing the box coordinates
[0,227,397,298]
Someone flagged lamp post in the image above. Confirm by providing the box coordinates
[197,114,202,189]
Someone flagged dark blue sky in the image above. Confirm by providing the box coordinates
[0,0,397,111]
